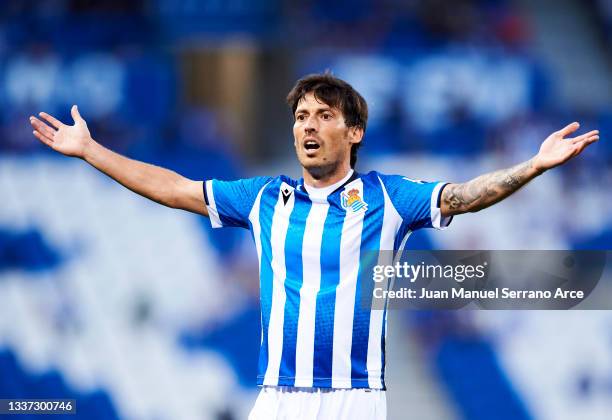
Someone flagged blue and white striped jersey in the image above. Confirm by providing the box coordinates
[204,170,451,390]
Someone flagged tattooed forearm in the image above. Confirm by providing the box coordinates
[441,158,543,216]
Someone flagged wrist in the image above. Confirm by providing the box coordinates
[81,137,98,162]
[530,156,547,176]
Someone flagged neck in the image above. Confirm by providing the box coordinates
[302,162,352,188]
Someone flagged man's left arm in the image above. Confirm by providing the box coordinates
[440,122,600,217]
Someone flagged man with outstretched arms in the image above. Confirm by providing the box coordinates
[30,74,599,420]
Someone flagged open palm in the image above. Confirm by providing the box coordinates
[533,122,599,172]
[30,105,92,158]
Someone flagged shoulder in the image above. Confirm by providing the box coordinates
[362,171,428,189]
[260,175,299,190]
[277,175,300,187]
[357,170,390,184]
[206,175,277,201]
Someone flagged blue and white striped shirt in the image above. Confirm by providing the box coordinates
[204,170,451,389]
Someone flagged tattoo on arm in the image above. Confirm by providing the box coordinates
[442,158,541,215]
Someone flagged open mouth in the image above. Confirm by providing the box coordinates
[304,139,320,151]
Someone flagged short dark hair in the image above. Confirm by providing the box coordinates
[287,73,368,168]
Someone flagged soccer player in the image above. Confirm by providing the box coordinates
[29,74,599,419]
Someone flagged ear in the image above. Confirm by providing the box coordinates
[348,126,364,145]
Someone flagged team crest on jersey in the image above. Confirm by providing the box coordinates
[341,188,368,213]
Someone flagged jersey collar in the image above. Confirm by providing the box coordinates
[301,169,355,201]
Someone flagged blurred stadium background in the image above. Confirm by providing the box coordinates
[1,0,611,419]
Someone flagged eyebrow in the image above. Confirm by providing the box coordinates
[294,106,334,116]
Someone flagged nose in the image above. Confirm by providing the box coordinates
[303,115,318,133]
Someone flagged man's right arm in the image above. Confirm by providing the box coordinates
[30,105,208,216]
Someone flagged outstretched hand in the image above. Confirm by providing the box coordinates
[532,122,599,172]
[30,105,93,159]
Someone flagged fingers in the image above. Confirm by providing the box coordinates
[557,122,580,137]
[30,115,56,148]
[29,116,56,139]
[572,136,599,155]
[33,129,54,147]
[571,130,599,144]
[38,111,64,129]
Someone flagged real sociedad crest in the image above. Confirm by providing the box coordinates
[341,187,368,212]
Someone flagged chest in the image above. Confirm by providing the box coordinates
[256,187,385,269]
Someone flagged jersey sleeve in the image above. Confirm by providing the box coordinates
[379,174,453,231]
[203,176,273,229]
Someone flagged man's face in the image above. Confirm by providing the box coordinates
[293,92,362,177]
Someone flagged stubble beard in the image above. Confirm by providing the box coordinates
[303,158,340,181]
